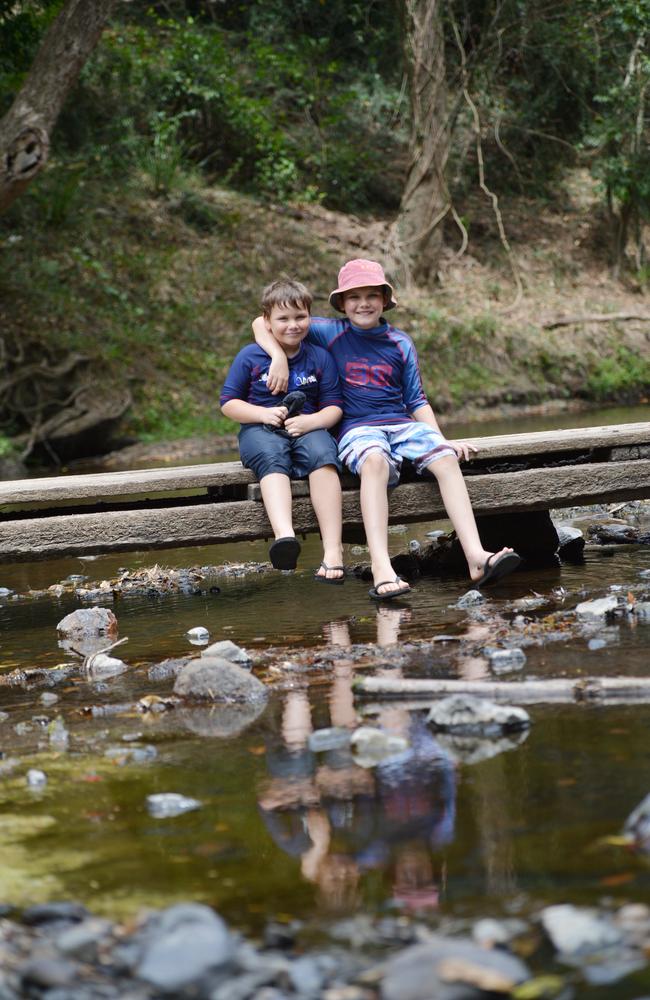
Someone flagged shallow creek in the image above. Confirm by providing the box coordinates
[1,524,650,935]
[0,405,650,995]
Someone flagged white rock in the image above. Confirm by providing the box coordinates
[86,654,128,680]
[146,793,202,818]
[484,647,526,672]
[427,694,530,735]
[541,904,622,955]
[575,596,618,618]
[187,626,209,644]
[26,769,47,788]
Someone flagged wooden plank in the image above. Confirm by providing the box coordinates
[1,459,649,562]
[2,422,649,508]
[462,421,650,457]
[0,461,255,507]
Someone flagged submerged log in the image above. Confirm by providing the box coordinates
[354,675,650,705]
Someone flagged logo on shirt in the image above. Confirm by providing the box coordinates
[345,361,392,387]
[295,374,317,386]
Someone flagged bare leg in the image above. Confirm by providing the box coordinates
[427,456,514,581]
[309,465,343,581]
[259,473,294,539]
[359,453,410,596]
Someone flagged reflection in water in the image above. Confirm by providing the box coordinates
[258,609,457,914]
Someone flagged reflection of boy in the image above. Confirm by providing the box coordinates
[253,260,520,599]
[221,279,345,581]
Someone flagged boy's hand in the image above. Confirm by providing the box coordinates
[262,405,289,428]
[266,357,289,395]
[284,414,313,437]
[446,439,477,462]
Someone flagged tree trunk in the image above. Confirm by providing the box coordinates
[393,0,450,285]
[0,0,117,213]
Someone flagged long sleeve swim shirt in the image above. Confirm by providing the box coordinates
[220,340,342,415]
[308,317,428,437]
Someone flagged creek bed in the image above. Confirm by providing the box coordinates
[1,505,650,996]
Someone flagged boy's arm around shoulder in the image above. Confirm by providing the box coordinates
[252,315,288,394]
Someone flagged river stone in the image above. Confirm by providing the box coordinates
[575,595,619,618]
[455,590,484,609]
[173,656,267,703]
[20,958,79,990]
[55,918,113,962]
[427,695,530,736]
[135,903,234,992]
[146,793,201,818]
[22,901,89,926]
[623,791,650,849]
[56,607,118,638]
[380,935,530,999]
[541,904,623,955]
[26,769,47,788]
[483,647,526,673]
[591,523,639,544]
[148,656,188,681]
[201,639,252,667]
[555,523,585,562]
[86,653,128,680]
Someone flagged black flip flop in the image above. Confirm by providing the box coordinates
[475,551,522,587]
[368,578,411,601]
[314,562,345,585]
[269,536,301,570]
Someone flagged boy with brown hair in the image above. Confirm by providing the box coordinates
[253,260,520,599]
[221,278,345,581]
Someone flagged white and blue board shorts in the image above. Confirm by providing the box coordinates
[338,422,456,487]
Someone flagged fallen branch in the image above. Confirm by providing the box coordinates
[353,675,650,704]
[542,312,650,330]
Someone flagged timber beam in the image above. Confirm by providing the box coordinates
[0,422,649,563]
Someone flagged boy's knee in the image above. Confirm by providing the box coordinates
[360,451,390,476]
[428,454,459,478]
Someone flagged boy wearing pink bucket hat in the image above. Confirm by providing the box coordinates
[253,259,520,600]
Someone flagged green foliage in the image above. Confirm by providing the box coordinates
[0,1,63,110]
[45,10,403,213]
[586,345,650,400]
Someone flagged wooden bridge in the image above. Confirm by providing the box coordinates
[0,422,649,563]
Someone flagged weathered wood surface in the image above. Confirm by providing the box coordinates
[355,675,650,704]
[1,459,649,561]
[2,422,649,508]
[0,462,255,507]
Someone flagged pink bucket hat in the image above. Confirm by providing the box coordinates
[329,258,397,312]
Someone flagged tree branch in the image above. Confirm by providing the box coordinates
[0,0,118,212]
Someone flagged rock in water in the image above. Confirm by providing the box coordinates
[624,791,650,850]
[173,657,267,703]
[575,596,619,618]
[201,639,252,667]
[57,607,118,637]
[135,903,234,992]
[427,694,530,736]
[380,935,530,999]
[146,793,201,818]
